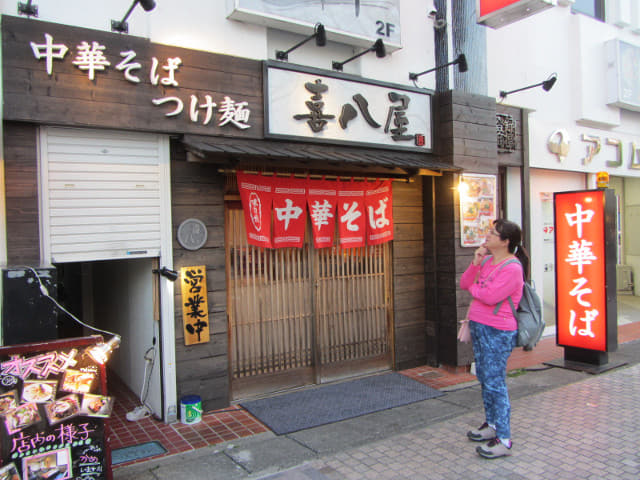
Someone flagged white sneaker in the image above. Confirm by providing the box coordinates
[467,422,496,442]
[476,438,513,459]
[126,405,152,421]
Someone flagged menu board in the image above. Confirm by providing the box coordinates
[0,338,111,480]
[460,173,497,247]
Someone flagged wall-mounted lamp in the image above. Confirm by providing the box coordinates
[87,335,122,364]
[409,53,468,82]
[276,23,326,61]
[499,73,557,101]
[332,39,386,71]
[153,266,178,282]
[111,0,156,34]
[17,0,38,17]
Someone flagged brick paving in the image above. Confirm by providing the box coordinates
[110,321,640,471]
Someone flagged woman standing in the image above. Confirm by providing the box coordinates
[460,219,529,459]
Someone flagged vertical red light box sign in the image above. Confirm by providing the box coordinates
[554,190,612,352]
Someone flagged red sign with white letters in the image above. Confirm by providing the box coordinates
[554,190,607,351]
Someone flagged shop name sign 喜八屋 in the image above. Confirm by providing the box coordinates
[265,62,432,152]
[2,15,263,137]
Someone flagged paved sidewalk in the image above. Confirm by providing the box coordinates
[114,340,640,480]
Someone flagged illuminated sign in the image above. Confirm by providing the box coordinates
[554,190,612,352]
[0,338,111,480]
[477,0,555,29]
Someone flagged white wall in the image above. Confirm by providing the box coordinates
[0,0,437,89]
[90,258,162,417]
[529,169,586,323]
[487,5,640,178]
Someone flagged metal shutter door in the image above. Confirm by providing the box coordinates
[40,127,167,263]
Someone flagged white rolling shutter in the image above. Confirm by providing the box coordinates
[39,127,170,263]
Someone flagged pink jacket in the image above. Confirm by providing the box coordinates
[460,256,523,331]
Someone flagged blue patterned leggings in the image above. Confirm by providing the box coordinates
[469,321,517,439]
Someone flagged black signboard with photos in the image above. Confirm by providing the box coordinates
[0,337,111,480]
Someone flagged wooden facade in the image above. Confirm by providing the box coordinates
[1,14,526,413]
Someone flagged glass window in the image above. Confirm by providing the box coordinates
[571,0,604,21]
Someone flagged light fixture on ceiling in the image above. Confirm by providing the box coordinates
[499,73,557,101]
[111,0,157,34]
[276,23,327,61]
[17,0,38,17]
[409,53,468,82]
[332,39,386,71]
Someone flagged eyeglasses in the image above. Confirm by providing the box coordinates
[488,230,501,237]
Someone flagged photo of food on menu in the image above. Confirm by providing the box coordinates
[80,394,113,418]
[460,173,497,247]
[44,394,80,425]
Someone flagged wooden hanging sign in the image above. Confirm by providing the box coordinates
[180,266,210,346]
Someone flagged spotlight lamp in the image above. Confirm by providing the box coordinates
[409,53,468,82]
[111,0,156,34]
[17,0,37,17]
[332,38,386,71]
[499,73,557,101]
[153,266,179,282]
[87,335,122,365]
[276,23,327,61]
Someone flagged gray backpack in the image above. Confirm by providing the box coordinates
[489,258,544,350]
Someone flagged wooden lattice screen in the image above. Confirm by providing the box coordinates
[226,207,392,395]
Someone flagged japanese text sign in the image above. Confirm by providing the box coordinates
[2,15,262,137]
[554,190,610,352]
[307,178,338,249]
[180,266,210,346]
[0,338,110,480]
[266,63,432,152]
[237,173,394,249]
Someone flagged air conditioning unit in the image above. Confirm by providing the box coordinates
[616,265,634,294]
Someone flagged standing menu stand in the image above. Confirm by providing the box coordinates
[0,336,112,480]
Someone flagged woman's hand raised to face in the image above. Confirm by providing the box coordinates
[473,246,488,266]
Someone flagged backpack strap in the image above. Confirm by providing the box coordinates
[489,258,521,315]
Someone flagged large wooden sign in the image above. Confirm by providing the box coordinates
[2,14,262,137]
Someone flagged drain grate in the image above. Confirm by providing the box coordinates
[112,441,167,465]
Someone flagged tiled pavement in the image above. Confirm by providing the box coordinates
[110,321,640,470]
[298,362,640,480]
